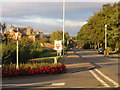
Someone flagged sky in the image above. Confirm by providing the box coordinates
[0,0,119,36]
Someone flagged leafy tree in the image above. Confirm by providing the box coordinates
[2,41,16,64]
[0,23,7,34]
[77,3,120,51]
[50,30,70,43]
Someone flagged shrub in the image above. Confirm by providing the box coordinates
[2,63,66,77]
[2,41,16,64]
[2,40,44,64]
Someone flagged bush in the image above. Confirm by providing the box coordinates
[29,42,44,58]
[107,47,113,51]
[2,41,16,64]
[2,40,44,64]
[2,63,66,77]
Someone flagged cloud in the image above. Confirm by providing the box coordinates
[2,0,119,2]
[64,20,87,36]
[19,15,62,26]
[2,15,62,27]
[65,20,87,27]
[2,1,116,36]
[2,2,62,18]
[66,0,119,2]
[2,15,63,34]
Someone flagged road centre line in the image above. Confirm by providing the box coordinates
[95,69,119,87]
[75,50,119,87]
[89,70,110,87]
[75,50,110,87]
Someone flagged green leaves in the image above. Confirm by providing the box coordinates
[77,3,119,51]
[50,30,70,43]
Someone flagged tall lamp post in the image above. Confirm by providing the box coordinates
[14,28,20,69]
[62,0,65,56]
[105,25,107,50]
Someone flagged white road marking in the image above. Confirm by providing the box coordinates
[3,82,51,87]
[3,82,65,87]
[89,70,110,87]
[95,69,119,87]
[51,82,65,86]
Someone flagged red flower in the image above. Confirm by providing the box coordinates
[2,64,67,77]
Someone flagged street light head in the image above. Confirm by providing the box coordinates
[105,25,107,27]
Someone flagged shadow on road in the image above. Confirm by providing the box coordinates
[73,49,101,69]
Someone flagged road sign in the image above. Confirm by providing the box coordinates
[54,40,62,50]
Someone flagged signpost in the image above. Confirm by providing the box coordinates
[14,31,20,69]
[54,40,62,63]
[54,40,62,51]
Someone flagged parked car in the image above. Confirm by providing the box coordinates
[98,48,105,54]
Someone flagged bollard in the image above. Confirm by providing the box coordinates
[106,51,109,57]
[54,57,57,64]
[104,50,107,57]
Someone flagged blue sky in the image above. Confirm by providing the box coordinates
[1,0,118,36]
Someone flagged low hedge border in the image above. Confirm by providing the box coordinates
[2,64,66,77]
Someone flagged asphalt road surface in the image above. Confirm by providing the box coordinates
[2,49,120,90]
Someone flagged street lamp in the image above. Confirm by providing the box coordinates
[14,28,20,69]
[62,0,65,56]
[105,25,107,50]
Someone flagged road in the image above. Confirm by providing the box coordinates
[2,49,120,89]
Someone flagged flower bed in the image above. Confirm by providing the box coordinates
[2,63,66,77]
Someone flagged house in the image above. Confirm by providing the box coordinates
[8,24,35,41]
[9,24,33,36]
[34,30,44,39]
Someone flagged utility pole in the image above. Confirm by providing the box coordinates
[105,25,107,50]
[63,0,65,56]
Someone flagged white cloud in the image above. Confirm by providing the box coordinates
[66,0,119,2]
[2,15,62,26]
[2,2,62,18]
[2,0,61,2]
[65,20,87,27]
[2,0,119,2]
[20,15,62,26]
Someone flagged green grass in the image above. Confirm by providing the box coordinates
[39,50,67,58]
[39,51,57,58]
[35,57,61,63]
[30,50,67,63]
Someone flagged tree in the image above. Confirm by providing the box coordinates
[50,30,70,43]
[77,3,120,51]
[1,23,7,34]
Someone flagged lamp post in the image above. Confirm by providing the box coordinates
[105,25,107,50]
[14,28,20,69]
[63,0,65,56]
[16,37,19,69]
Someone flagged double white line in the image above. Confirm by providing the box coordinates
[89,69,119,88]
